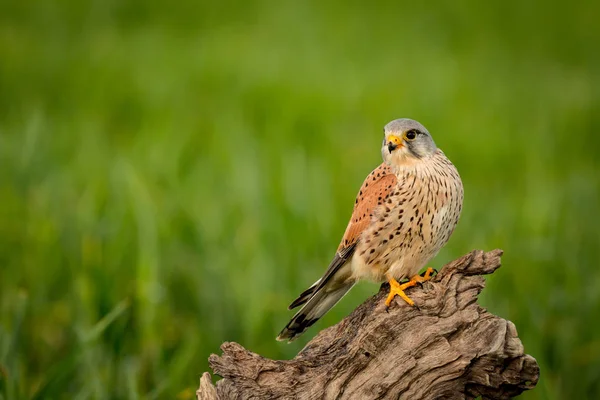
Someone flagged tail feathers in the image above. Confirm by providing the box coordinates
[288,279,321,309]
[277,283,354,342]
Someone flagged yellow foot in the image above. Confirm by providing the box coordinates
[385,268,436,307]
[385,277,417,307]
[412,267,436,283]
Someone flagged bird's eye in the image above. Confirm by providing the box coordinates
[405,130,418,140]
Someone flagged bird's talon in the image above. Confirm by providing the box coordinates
[417,267,436,282]
[385,277,416,307]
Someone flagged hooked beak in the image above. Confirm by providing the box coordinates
[387,135,403,153]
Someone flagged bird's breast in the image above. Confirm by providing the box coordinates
[351,157,463,282]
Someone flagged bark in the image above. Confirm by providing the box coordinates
[197,249,539,399]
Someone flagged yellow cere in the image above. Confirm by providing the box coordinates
[388,135,404,148]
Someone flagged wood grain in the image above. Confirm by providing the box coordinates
[198,250,539,400]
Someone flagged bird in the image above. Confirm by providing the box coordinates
[276,118,464,342]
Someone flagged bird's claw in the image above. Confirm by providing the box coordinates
[418,267,437,281]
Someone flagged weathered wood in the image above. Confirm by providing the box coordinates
[198,250,539,399]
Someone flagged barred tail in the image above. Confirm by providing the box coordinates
[276,283,354,342]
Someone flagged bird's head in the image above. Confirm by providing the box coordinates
[382,119,437,165]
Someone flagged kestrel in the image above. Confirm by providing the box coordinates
[277,118,464,342]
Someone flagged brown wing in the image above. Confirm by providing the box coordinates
[337,163,397,252]
[307,163,397,296]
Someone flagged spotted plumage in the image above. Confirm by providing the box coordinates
[277,119,463,342]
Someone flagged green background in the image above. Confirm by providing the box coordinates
[1,0,599,399]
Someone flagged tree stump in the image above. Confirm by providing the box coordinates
[197,249,539,399]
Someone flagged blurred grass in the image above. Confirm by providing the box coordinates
[0,0,599,398]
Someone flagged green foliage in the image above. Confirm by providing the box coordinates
[1,0,599,398]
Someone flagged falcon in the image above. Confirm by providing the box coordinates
[277,119,463,342]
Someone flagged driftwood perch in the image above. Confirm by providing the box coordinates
[198,250,539,399]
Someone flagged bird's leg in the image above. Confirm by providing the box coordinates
[385,268,436,307]
[385,275,417,307]
[413,267,436,283]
